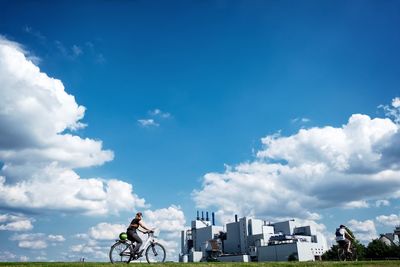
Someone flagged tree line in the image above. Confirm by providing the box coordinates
[322,228,400,260]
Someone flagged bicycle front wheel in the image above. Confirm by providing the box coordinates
[110,241,132,263]
[145,242,166,263]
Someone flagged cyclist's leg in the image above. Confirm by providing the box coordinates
[130,231,142,255]
[346,240,351,253]
[127,229,138,250]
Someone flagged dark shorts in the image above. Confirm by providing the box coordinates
[127,229,142,254]
[337,239,349,247]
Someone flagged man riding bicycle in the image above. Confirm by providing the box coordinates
[127,212,152,259]
[335,224,354,253]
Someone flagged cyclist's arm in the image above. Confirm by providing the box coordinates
[345,230,354,241]
[138,221,151,232]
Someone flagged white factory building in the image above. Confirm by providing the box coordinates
[179,212,328,262]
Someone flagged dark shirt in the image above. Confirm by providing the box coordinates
[127,218,140,231]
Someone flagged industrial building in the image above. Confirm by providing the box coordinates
[378,226,400,246]
[179,212,328,262]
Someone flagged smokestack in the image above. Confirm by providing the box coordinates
[212,212,215,226]
[206,212,209,221]
[201,211,204,220]
[235,214,238,222]
[197,211,200,220]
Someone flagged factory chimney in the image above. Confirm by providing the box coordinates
[206,212,209,221]
[235,214,238,222]
[196,211,200,220]
[201,211,204,221]
[212,212,215,226]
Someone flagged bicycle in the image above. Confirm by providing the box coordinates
[337,242,357,261]
[109,230,166,263]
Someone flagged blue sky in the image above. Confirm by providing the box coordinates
[1,0,400,262]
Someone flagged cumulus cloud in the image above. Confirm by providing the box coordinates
[138,109,171,127]
[48,235,66,242]
[144,205,186,261]
[69,229,115,261]
[69,239,109,260]
[88,222,126,241]
[149,109,171,118]
[375,199,390,207]
[343,200,369,209]
[19,256,29,262]
[144,205,186,236]
[0,213,34,231]
[0,251,16,261]
[194,105,400,222]
[291,117,311,124]
[138,119,159,127]
[347,219,377,243]
[10,233,65,250]
[376,214,400,227]
[0,37,146,215]
[380,97,400,124]
[0,251,29,262]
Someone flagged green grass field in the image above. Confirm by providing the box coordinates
[0,262,399,267]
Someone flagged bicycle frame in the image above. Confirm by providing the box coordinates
[119,231,157,257]
[337,242,357,261]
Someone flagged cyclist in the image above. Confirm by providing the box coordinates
[127,212,152,259]
[335,224,354,253]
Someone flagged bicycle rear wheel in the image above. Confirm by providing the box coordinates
[145,242,166,263]
[110,241,132,263]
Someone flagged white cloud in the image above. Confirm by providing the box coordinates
[70,224,123,261]
[9,233,65,250]
[291,117,311,124]
[0,37,146,215]
[88,223,126,241]
[35,256,47,261]
[376,214,400,227]
[0,252,29,262]
[194,111,400,221]
[343,200,369,209]
[19,240,47,250]
[0,213,34,231]
[144,205,186,236]
[347,219,377,243]
[143,205,186,261]
[392,97,400,109]
[375,199,390,207]
[138,109,171,127]
[73,233,89,240]
[48,235,65,242]
[149,109,171,118]
[138,119,159,127]
[0,251,16,261]
[380,97,400,124]
[19,256,29,262]
[69,240,108,260]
